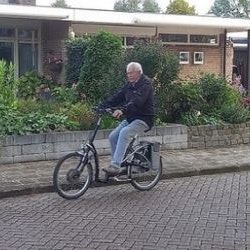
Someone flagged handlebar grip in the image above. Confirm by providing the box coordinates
[92,106,113,115]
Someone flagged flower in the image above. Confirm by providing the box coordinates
[243,96,250,107]
[45,54,63,72]
[48,57,63,65]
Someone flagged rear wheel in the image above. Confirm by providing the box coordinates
[129,152,162,191]
[53,152,92,199]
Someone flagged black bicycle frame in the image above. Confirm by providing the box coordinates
[83,115,103,182]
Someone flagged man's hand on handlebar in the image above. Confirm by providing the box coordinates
[112,109,123,119]
[93,105,125,118]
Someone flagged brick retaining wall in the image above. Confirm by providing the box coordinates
[0,124,187,164]
[2,122,250,164]
[188,122,250,148]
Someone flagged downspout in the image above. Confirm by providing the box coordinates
[154,26,158,42]
[223,29,227,77]
[247,30,250,90]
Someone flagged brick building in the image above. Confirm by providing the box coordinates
[0,0,35,4]
[0,4,249,85]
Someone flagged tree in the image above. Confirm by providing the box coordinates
[209,0,250,18]
[114,0,141,12]
[113,0,160,13]
[142,0,161,13]
[166,0,196,15]
[51,0,69,8]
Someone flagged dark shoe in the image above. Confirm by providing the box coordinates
[103,165,121,176]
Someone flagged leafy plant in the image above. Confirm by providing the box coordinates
[52,86,78,104]
[220,103,250,124]
[16,99,44,114]
[180,111,222,126]
[0,60,17,108]
[17,71,53,99]
[199,73,241,114]
[22,112,74,133]
[159,80,202,123]
[101,115,119,129]
[78,31,124,103]
[65,37,89,85]
[157,52,179,85]
[125,42,163,78]
[62,103,95,130]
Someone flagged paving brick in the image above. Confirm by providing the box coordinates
[1,147,250,249]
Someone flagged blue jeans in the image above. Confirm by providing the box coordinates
[108,119,149,168]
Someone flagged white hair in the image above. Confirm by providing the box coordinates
[126,62,143,74]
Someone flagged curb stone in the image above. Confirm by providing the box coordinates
[1,163,250,199]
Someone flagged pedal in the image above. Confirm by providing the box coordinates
[113,176,131,182]
[102,167,127,177]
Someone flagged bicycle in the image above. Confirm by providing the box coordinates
[53,107,163,199]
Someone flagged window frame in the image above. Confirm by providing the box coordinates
[194,52,204,64]
[122,35,151,48]
[159,33,219,46]
[179,51,190,64]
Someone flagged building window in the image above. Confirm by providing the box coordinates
[159,33,188,43]
[159,33,218,45]
[0,42,14,64]
[0,27,39,77]
[190,35,218,44]
[179,52,189,64]
[0,28,15,38]
[18,29,38,40]
[18,43,38,76]
[194,52,204,64]
[122,36,150,47]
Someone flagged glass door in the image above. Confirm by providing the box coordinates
[18,29,38,76]
[18,43,38,76]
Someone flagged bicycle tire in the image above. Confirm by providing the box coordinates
[53,152,93,199]
[129,152,162,191]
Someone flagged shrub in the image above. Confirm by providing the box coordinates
[21,112,74,134]
[101,115,119,129]
[198,74,241,114]
[220,103,250,124]
[125,43,179,83]
[125,42,163,78]
[52,86,78,104]
[180,111,222,126]
[156,51,179,85]
[0,102,74,135]
[61,103,95,130]
[17,71,53,99]
[0,104,23,135]
[65,37,89,85]
[16,99,44,114]
[0,60,17,108]
[160,80,202,123]
[78,31,124,103]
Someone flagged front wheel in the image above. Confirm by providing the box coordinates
[53,152,93,199]
[129,153,162,191]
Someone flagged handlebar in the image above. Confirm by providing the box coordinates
[92,107,114,115]
[93,103,129,115]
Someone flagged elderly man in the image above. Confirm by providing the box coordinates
[102,62,155,175]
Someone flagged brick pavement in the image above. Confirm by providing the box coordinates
[2,144,250,198]
[0,171,249,249]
